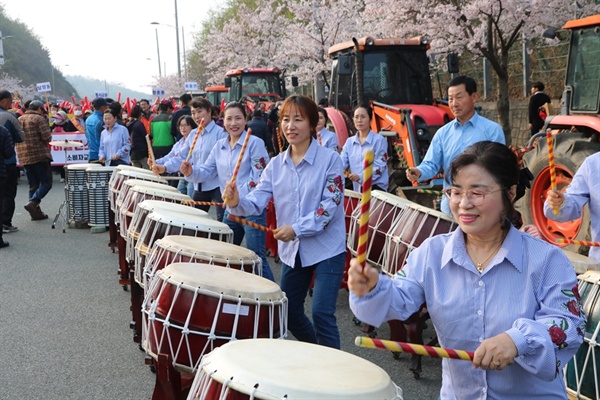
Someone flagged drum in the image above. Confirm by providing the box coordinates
[344,189,362,232]
[66,164,98,223]
[109,168,167,212]
[187,339,403,400]
[142,235,262,289]
[384,202,456,275]
[142,263,288,373]
[126,200,207,264]
[347,191,412,269]
[565,270,600,400]
[117,183,185,239]
[86,166,115,227]
[563,250,600,275]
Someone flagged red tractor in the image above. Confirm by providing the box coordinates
[326,36,453,195]
[204,85,229,111]
[518,14,600,252]
[224,67,297,115]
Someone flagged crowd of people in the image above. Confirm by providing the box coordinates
[0,75,595,399]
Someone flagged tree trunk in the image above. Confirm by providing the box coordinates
[497,76,512,146]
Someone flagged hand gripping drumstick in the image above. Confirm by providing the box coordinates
[186,118,205,162]
[222,129,252,205]
[227,214,273,234]
[356,149,374,268]
[355,336,475,361]
[546,129,559,215]
[556,238,600,247]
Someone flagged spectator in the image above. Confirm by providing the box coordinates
[0,125,14,247]
[85,98,110,163]
[64,106,85,133]
[316,107,338,151]
[528,81,551,136]
[247,109,274,156]
[406,75,505,214]
[0,90,25,234]
[171,93,192,141]
[127,105,150,169]
[138,98,154,135]
[150,99,174,160]
[17,100,53,220]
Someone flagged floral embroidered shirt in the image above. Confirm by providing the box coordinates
[228,139,346,267]
[186,130,269,199]
[340,130,389,192]
[350,226,586,400]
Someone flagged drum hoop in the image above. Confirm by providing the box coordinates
[157,236,259,261]
[146,210,231,232]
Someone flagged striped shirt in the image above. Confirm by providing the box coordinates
[350,226,586,400]
[180,120,226,191]
[99,124,131,166]
[16,111,52,165]
[229,139,346,267]
[318,127,338,151]
[340,130,389,192]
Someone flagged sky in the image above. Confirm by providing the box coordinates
[1,0,221,94]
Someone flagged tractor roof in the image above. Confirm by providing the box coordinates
[225,68,282,76]
[563,14,600,30]
[328,36,428,57]
[205,85,228,92]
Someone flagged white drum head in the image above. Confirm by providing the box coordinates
[114,165,156,175]
[67,163,104,170]
[563,250,600,274]
[372,190,413,209]
[122,179,177,192]
[345,189,362,200]
[157,236,259,264]
[195,339,403,399]
[147,209,229,233]
[137,200,208,217]
[159,263,282,301]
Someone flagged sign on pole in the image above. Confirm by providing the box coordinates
[184,82,198,91]
[36,82,52,93]
[94,91,108,98]
[152,88,166,97]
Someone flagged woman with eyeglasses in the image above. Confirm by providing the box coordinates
[348,141,585,399]
[151,115,198,196]
[180,102,274,281]
[222,95,346,349]
[340,104,388,192]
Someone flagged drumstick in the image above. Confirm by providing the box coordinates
[546,129,558,215]
[222,129,252,205]
[355,336,474,361]
[556,238,600,247]
[227,214,273,233]
[186,118,205,162]
[344,170,351,178]
[417,189,443,195]
[356,149,374,268]
[276,127,283,153]
[183,200,223,207]
[146,135,155,165]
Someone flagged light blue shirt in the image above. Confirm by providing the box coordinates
[318,127,338,151]
[229,139,346,267]
[417,112,505,214]
[186,130,269,197]
[350,226,585,400]
[180,120,226,191]
[340,130,389,192]
[99,123,131,165]
[156,136,187,173]
[544,151,600,262]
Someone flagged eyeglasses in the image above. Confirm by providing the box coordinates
[443,187,504,206]
[179,123,189,127]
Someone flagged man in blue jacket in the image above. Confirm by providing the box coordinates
[85,98,109,163]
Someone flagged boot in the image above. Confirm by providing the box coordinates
[24,201,48,221]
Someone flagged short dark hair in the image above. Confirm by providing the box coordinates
[353,103,372,120]
[130,104,142,119]
[179,93,192,104]
[448,141,519,229]
[448,76,478,95]
[224,101,247,119]
[532,81,545,91]
[317,107,329,124]
[280,95,319,138]
[104,108,119,118]
[0,90,13,102]
[178,114,197,129]
[191,98,213,112]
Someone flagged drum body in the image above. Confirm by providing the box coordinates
[86,166,115,226]
[142,235,262,289]
[187,339,403,400]
[66,164,95,222]
[565,270,600,400]
[126,200,207,263]
[142,263,287,373]
[384,203,456,275]
[347,191,412,269]
[343,189,362,232]
[563,250,600,275]
[109,168,167,212]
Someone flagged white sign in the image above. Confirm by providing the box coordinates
[94,91,108,98]
[49,132,89,165]
[37,82,52,93]
[152,87,166,96]
[184,81,198,91]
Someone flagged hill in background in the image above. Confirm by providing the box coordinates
[67,75,151,102]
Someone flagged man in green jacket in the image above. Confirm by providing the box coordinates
[150,99,175,159]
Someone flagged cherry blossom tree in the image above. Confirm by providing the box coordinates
[361,0,600,144]
[0,72,36,101]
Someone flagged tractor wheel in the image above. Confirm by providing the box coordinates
[518,131,599,253]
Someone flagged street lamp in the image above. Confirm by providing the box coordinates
[154,28,162,77]
[0,31,13,66]
[151,0,181,80]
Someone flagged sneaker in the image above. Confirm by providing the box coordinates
[2,225,18,233]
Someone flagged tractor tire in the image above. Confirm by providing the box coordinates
[517,131,600,254]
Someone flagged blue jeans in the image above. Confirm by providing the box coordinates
[177,179,194,197]
[24,161,53,203]
[280,251,345,349]
[224,209,274,282]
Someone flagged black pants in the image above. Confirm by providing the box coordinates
[0,175,5,241]
[1,164,18,226]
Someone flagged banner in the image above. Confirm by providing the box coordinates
[49,132,88,166]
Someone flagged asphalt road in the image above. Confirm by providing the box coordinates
[0,172,442,400]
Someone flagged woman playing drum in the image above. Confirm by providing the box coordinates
[349,141,586,399]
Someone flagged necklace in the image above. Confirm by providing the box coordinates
[468,233,506,273]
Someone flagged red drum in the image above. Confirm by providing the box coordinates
[565,270,600,400]
[117,183,186,239]
[142,263,288,373]
[109,168,167,212]
[383,203,456,276]
[142,235,262,289]
[344,189,362,233]
[126,200,207,264]
[347,191,412,269]
[187,339,404,400]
